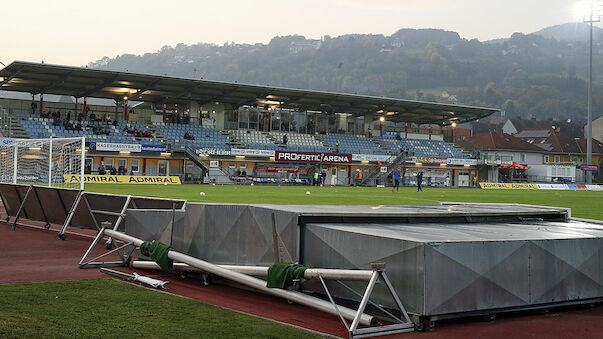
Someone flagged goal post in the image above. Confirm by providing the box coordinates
[0,137,85,190]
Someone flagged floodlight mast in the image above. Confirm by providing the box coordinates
[584,1,601,184]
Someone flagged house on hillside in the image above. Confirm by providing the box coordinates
[289,39,322,54]
[502,117,585,138]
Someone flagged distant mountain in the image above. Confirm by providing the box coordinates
[485,22,603,45]
[531,22,603,42]
[88,25,603,122]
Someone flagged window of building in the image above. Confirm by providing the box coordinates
[554,155,560,163]
[229,163,236,169]
[544,155,549,163]
[239,163,247,169]
[105,158,114,168]
[118,159,126,168]
[131,159,140,172]
[500,155,513,162]
[84,158,92,174]
[520,154,526,162]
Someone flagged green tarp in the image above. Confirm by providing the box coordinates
[140,241,172,271]
[266,262,307,289]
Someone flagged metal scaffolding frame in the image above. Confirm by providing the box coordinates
[81,228,414,338]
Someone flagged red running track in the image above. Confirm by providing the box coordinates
[1,221,602,338]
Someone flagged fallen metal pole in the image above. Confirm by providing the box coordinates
[105,229,374,327]
[132,261,375,281]
[100,267,169,289]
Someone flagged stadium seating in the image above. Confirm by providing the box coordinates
[117,121,163,145]
[376,135,466,158]
[15,113,467,158]
[270,132,329,152]
[231,130,279,150]
[17,113,50,139]
[154,122,231,150]
[17,113,163,146]
[319,133,390,155]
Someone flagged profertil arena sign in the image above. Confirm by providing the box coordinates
[275,151,352,164]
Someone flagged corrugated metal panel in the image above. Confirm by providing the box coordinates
[303,221,603,316]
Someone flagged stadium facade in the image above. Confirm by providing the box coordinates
[1,61,600,185]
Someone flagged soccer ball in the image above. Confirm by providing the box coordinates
[305,191,311,195]
[251,183,254,186]
[212,183,216,186]
[199,192,206,196]
[164,183,168,186]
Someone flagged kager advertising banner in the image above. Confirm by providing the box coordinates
[275,151,352,164]
[90,142,142,152]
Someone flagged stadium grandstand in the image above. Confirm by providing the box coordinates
[270,131,329,153]
[155,122,231,150]
[0,61,498,186]
[376,135,467,158]
[320,133,390,155]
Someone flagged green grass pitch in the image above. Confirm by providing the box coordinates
[85,184,603,220]
[0,279,318,339]
[4,184,601,338]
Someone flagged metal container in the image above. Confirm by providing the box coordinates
[302,220,603,316]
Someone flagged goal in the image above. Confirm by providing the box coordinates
[0,137,85,190]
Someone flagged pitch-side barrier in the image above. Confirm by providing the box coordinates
[0,183,185,240]
[83,228,414,338]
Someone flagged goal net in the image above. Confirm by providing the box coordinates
[0,137,85,190]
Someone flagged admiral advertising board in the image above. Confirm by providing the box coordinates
[480,182,603,191]
[64,174,181,184]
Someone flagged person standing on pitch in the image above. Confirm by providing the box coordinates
[416,171,424,192]
[392,168,401,192]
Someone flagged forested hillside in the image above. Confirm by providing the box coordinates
[89,24,603,122]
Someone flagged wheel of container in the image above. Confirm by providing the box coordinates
[202,273,212,286]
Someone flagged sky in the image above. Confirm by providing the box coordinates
[1,0,600,67]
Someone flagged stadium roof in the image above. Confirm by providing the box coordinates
[0,61,499,124]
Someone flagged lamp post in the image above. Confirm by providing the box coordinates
[379,116,385,136]
[123,96,128,121]
[583,1,601,184]
[451,122,457,143]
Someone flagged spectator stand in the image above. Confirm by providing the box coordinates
[319,133,390,155]
[269,131,330,153]
[376,135,467,159]
[154,122,231,151]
